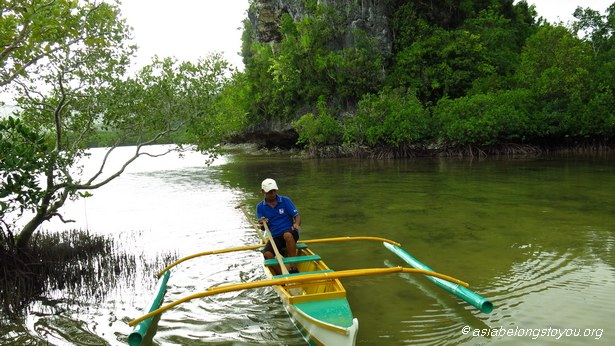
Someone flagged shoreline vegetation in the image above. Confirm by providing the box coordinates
[219,140,615,160]
[87,134,615,160]
[287,141,615,159]
[235,2,615,160]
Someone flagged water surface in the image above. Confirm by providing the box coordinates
[2,147,613,345]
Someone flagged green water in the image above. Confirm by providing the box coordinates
[2,149,614,345]
[218,154,615,345]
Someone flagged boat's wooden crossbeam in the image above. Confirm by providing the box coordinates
[264,254,321,266]
[259,243,310,252]
[274,269,334,279]
[288,289,347,304]
[280,276,348,304]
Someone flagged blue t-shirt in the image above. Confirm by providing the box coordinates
[256,195,299,237]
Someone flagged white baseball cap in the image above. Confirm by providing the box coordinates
[261,178,278,192]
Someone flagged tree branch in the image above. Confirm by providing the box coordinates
[69,122,186,191]
[54,70,69,151]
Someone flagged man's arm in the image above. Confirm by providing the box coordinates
[293,214,301,230]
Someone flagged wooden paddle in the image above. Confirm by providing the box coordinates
[261,219,289,275]
[235,204,266,243]
[234,203,288,275]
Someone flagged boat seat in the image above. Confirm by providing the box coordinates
[273,269,334,279]
[258,243,308,252]
[264,255,321,266]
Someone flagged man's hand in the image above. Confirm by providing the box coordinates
[258,217,269,231]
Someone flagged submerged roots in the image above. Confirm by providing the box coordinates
[297,142,613,159]
[0,229,178,326]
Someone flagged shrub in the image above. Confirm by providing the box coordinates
[344,88,431,147]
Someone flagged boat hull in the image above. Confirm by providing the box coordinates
[264,245,358,345]
[285,296,359,346]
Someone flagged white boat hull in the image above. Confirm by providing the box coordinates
[284,299,359,346]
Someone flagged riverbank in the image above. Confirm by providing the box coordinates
[223,140,615,160]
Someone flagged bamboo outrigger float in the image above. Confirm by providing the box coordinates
[127,207,493,345]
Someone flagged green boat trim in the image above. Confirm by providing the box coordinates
[293,298,356,330]
[128,270,171,346]
[384,242,493,314]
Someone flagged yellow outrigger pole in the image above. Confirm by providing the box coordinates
[157,236,402,277]
[129,266,468,327]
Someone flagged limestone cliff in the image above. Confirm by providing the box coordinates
[248,0,393,56]
[242,0,395,148]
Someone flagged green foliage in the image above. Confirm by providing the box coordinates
[1,0,137,247]
[293,97,343,148]
[243,2,384,124]
[572,5,614,55]
[1,1,238,248]
[569,91,615,139]
[239,0,615,152]
[100,55,234,153]
[345,88,431,147]
[433,89,535,146]
[464,8,522,78]
[389,28,494,105]
[0,117,48,221]
[0,0,132,87]
[517,26,592,99]
[191,68,250,148]
[513,25,596,140]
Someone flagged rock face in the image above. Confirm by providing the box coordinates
[245,0,395,148]
[248,0,393,55]
[232,118,299,149]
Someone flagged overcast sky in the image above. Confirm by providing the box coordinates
[118,0,613,72]
[119,1,249,71]
[526,0,613,23]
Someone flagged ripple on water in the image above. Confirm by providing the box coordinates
[464,247,615,345]
[372,245,615,346]
[153,246,306,345]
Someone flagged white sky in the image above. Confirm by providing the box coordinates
[525,0,613,23]
[118,1,613,73]
[118,0,250,72]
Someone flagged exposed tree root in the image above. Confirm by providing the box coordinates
[296,142,614,159]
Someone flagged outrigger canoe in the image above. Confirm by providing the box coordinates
[262,241,359,345]
[127,207,493,346]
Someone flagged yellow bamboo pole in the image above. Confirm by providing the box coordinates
[235,204,266,242]
[157,244,264,277]
[129,266,468,327]
[301,236,401,247]
[157,236,403,277]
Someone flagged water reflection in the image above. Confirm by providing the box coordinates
[2,147,614,345]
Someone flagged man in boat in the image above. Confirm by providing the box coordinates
[257,178,301,275]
